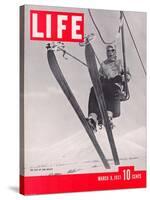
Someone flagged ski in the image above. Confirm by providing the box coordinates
[47,45,110,169]
[85,43,120,165]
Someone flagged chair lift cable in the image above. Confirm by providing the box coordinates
[88,9,116,45]
[122,12,146,76]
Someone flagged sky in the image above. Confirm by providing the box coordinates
[23,5,146,153]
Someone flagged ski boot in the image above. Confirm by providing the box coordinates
[107,111,115,129]
[98,121,103,130]
[109,119,115,129]
[86,113,97,132]
[87,118,97,132]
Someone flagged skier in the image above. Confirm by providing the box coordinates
[87,45,131,131]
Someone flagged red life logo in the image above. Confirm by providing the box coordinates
[30,10,84,42]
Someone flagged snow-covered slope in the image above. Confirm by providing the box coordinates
[25,126,146,176]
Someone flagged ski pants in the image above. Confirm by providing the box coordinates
[88,81,121,123]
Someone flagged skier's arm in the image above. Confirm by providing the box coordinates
[126,69,131,82]
[119,60,131,82]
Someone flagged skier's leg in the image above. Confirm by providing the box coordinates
[113,99,120,118]
[88,87,98,116]
[88,87,103,128]
[88,87,102,130]
[113,86,121,118]
[105,84,121,129]
[103,83,116,128]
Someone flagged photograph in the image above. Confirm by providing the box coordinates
[20,4,146,195]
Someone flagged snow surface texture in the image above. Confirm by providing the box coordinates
[25,127,146,176]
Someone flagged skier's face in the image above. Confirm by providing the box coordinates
[106,47,116,60]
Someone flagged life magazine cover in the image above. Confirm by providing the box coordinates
[20,4,146,195]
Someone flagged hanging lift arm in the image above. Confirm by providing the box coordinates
[122,12,146,76]
[120,11,130,101]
